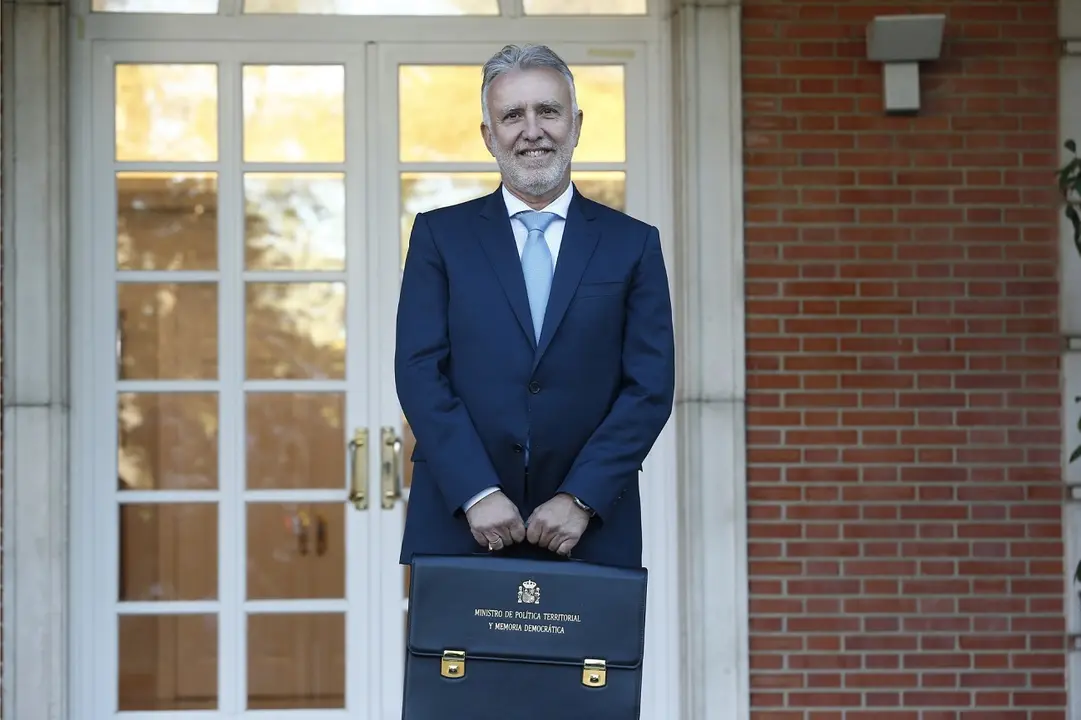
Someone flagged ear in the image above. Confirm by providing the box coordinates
[573,109,584,148]
[480,123,496,158]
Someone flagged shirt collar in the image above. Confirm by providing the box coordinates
[501,181,574,220]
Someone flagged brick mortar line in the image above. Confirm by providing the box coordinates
[747,668,1065,672]
[743,700,1070,705]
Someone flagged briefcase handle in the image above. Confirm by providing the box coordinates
[471,550,582,563]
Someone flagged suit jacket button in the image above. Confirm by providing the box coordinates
[528,381,540,394]
[513,443,524,453]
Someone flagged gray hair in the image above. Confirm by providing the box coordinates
[480,44,579,127]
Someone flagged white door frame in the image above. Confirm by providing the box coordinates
[68,15,683,720]
[3,2,750,720]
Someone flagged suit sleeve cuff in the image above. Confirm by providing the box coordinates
[462,486,500,512]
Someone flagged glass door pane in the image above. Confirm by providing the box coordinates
[522,0,647,14]
[95,0,219,11]
[104,46,372,719]
[239,61,352,712]
[243,0,498,14]
[114,61,223,713]
[373,43,642,719]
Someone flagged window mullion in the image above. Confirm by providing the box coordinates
[499,0,523,18]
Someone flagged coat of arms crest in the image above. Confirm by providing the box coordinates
[517,579,540,604]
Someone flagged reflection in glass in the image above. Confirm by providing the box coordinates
[570,66,627,163]
[118,173,218,271]
[399,171,626,268]
[118,283,218,380]
[400,172,499,264]
[247,503,345,600]
[243,66,345,163]
[244,0,496,14]
[247,613,345,709]
[118,614,218,711]
[116,64,218,162]
[118,392,219,491]
[96,0,217,11]
[399,66,487,162]
[571,171,626,211]
[245,283,346,380]
[399,65,626,163]
[246,393,345,490]
[118,503,218,601]
[244,174,345,271]
[524,0,646,13]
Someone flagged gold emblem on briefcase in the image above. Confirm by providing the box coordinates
[517,579,540,604]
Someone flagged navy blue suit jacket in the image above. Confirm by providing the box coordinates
[394,185,675,569]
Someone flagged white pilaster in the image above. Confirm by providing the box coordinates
[1061,1,1081,718]
[670,1,749,719]
[1063,0,1081,42]
[1,2,70,720]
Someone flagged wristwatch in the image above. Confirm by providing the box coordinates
[570,495,595,516]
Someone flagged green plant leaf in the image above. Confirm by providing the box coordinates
[1068,139,1077,153]
[1075,559,1081,584]
[1067,205,1081,258]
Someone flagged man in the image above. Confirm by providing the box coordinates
[394,44,674,569]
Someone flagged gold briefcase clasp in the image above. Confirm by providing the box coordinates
[441,650,466,679]
[582,658,607,687]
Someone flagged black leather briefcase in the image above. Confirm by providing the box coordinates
[402,553,648,720]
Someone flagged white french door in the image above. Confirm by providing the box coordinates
[89,41,377,719]
[79,37,658,720]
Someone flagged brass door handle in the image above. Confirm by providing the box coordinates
[381,426,403,510]
[348,428,368,510]
[315,515,327,556]
[295,511,310,555]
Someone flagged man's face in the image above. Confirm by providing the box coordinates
[481,67,582,202]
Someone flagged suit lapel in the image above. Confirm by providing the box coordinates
[535,189,600,366]
[477,188,536,347]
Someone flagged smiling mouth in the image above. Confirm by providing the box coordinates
[517,148,554,158]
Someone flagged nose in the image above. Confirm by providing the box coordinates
[522,111,544,141]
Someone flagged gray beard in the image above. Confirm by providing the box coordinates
[493,139,575,199]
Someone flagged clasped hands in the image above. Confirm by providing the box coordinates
[466,490,590,557]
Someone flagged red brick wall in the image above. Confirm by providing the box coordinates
[742,1,1066,717]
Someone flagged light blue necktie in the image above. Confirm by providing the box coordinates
[517,210,557,467]
[517,210,558,343]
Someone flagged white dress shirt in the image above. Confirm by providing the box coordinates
[461,182,575,513]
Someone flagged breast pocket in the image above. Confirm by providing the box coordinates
[575,281,624,300]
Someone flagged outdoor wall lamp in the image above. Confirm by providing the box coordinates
[865,13,946,115]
